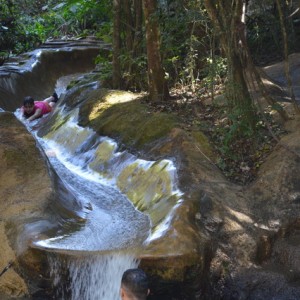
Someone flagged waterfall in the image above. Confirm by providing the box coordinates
[11,73,183,299]
[14,100,151,299]
[49,252,139,300]
[13,102,152,299]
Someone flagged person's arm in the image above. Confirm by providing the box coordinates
[27,108,42,121]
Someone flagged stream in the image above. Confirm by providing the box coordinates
[12,72,183,299]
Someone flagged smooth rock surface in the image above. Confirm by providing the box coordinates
[0,112,54,298]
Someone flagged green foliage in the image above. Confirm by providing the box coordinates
[51,0,112,35]
[0,3,43,55]
[121,53,148,91]
[224,110,255,145]
[31,0,112,40]
[0,0,112,60]
[246,1,298,64]
[158,1,211,88]
[94,52,113,85]
[201,56,227,89]
[213,108,256,158]
[95,22,112,43]
[247,12,281,62]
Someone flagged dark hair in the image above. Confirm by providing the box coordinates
[23,96,34,106]
[121,268,149,299]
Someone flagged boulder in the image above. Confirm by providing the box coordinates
[0,112,53,298]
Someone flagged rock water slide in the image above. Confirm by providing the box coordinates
[0,40,186,299]
[0,37,109,111]
[4,39,300,300]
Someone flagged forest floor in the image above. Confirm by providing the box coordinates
[142,83,289,185]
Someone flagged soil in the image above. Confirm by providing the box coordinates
[141,84,289,185]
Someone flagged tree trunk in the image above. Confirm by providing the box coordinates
[133,0,143,58]
[112,0,122,89]
[123,0,134,52]
[204,0,257,129]
[143,0,169,102]
[122,0,142,90]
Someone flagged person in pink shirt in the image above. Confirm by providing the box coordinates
[22,92,59,121]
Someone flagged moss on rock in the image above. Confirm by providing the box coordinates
[190,130,216,161]
[78,89,178,149]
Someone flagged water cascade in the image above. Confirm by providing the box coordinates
[12,74,183,299]
[0,39,108,111]
[48,253,139,300]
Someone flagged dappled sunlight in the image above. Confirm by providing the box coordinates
[226,207,253,224]
[88,102,108,121]
[254,219,281,232]
[88,91,142,122]
[223,207,254,232]
[223,217,243,232]
[104,91,141,104]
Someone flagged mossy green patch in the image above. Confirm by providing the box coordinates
[190,130,216,161]
[78,89,178,149]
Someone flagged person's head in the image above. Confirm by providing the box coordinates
[23,96,35,115]
[121,268,149,300]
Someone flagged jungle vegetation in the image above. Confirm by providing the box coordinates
[1,0,300,184]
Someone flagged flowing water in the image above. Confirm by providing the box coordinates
[48,253,139,300]
[13,75,182,299]
[13,111,151,299]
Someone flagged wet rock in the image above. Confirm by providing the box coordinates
[0,38,109,111]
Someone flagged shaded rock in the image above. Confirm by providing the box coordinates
[0,38,108,111]
[0,112,54,298]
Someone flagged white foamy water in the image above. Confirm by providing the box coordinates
[13,76,183,299]
[49,252,139,300]
[14,100,150,299]
[33,136,151,252]
[14,107,151,253]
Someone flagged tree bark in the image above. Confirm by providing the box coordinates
[204,0,257,129]
[112,0,122,89]
[123,0,134,52]
[133,0,143,58]
[122,0,142,90]
[143,0,169,102]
